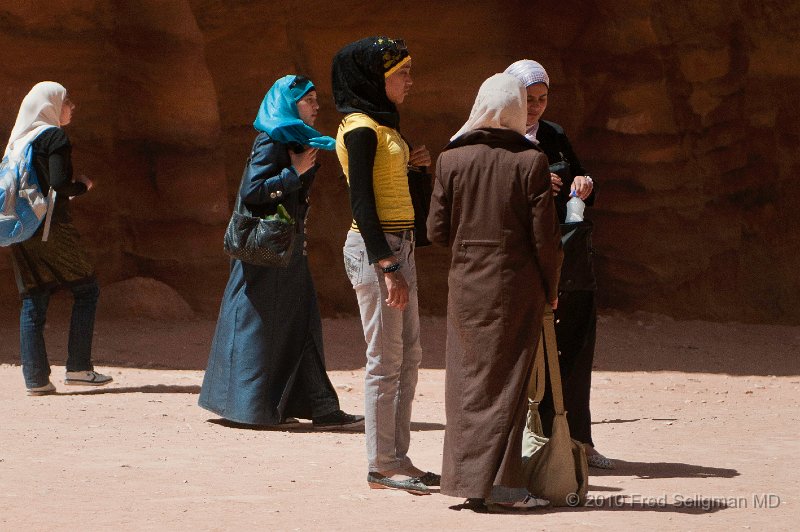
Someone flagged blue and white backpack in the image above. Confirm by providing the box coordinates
[0,125,56,246]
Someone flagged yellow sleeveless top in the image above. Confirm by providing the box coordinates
[336,113,414,232]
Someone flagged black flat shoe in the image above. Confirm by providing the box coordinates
[312,410,365,431]
[454,498,488,513]
[418,471,441,486]
[277,417,303,428]
[367,473,430,495]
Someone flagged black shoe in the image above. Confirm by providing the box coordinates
[452,498,488,513]
[312,410,365,431]
[418,471,441,486]
[277,417,303,428]
[367,473,430,495]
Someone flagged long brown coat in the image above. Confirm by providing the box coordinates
[428,128,563,499]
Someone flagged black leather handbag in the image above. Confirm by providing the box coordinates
[223,188,295,267]
[223,137,297,267]
[223,192,295,267]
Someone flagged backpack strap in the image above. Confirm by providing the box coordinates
[41,188,56,241]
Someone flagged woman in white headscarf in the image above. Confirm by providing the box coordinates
[505,59,613,469]
[428,73,563,511]
[5,81,111,395]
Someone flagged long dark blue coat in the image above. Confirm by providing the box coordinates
[199,134,338,425]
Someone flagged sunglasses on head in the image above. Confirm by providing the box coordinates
[289,76,310,89]
[373,38,406,51]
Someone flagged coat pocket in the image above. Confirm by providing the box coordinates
[460,239,501,247]
[454,239,502,326]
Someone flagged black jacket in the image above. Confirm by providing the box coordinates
[535,120,596,223]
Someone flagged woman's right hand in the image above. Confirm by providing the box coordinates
[379,258,409,310]
[289,147,318,176]
[384,271,409,310]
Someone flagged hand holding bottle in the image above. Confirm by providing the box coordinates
[571,175,593,200]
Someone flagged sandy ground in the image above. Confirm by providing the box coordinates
[1,309,798,531]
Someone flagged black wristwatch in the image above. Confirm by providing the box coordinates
[381,262,401,274]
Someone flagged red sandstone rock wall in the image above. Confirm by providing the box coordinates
[1,1,798,324]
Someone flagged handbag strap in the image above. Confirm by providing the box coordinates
[528,306,566,416]
[233,158,257,218]
[232,188,251,217]
[233,139,292,221]
[542,307,566,415]
[528,325,546,405]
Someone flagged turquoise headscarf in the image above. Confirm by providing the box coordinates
[253,75,336,150]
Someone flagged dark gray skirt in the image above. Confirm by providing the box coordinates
[10,221,95,298]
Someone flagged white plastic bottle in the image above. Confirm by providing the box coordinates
[565,190,585,222]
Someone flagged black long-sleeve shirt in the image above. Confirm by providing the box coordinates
[31,127,87,223]
[343,127,394,263]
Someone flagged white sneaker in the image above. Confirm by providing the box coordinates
[64,370,113,386]
[27,381,56,396]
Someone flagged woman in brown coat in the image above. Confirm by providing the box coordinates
[428,73,563,511]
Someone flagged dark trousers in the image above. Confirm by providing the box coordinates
[19,280,99,388]
[538,290,597,446]
[285,334,340,419]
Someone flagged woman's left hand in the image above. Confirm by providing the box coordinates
[76,174,93,191]
[408,145,431,168]
[571,175,593,200]
[550,173,563,196]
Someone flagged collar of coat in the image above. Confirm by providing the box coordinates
[443,127,540,152]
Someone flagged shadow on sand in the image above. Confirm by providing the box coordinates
[205,418,444,433]
[590,459,738,480]
[58,384,201,395]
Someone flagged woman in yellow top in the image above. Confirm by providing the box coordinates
[333,36,438,495]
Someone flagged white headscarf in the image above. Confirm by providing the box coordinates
[503,60,550,144]
[450,73,526,141]
[4,81,66,158]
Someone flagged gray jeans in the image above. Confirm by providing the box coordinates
[343,230,423,473]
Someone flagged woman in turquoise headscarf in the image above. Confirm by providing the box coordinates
[199,75,364,430]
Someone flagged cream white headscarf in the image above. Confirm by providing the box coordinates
[4,81,66,158]
[1,82,66,241]
[450,73,526,141]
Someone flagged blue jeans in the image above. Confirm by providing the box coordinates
[20,280,100,388]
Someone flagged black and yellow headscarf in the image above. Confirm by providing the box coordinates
[332,36,410,130]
